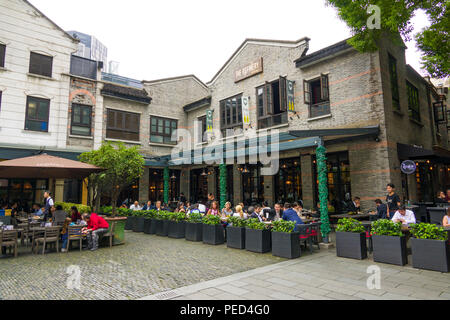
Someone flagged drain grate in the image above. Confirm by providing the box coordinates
[152,290,181,300]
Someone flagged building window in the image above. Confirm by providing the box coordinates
[0,44,5,68]
[150,116,178,145]
[106,109,140,141]
[274,158,302,204]
[220,94,242,137]
[388,54,400,111]
[25,96,50,132]
[197,115,207,143]
[71,104,92,136]
[304,74,330,118]
[242,164,264,206]
[256,76,288,129]
[0,91,2,113]
[406,81,420,122]
[29,52,53,78]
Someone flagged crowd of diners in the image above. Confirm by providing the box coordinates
[1,191,111,253]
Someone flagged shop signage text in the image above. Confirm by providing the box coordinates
[235,57,263,83]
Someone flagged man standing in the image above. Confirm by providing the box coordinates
[83,212,110,251]
[43,191,54,222]
[386,183,401,219]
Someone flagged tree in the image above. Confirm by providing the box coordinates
[79,141,145,216]
[325,0,449,78]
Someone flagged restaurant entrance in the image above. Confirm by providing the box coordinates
[274,158,302,204]
[190,168,208,203]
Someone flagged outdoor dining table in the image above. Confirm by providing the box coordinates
[329,213,371,220]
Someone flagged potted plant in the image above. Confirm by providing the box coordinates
[371,219,407,266]
[133,210,146,233]
[143,210,157,235]
[155,211,170,237]
[123,208,134,231]
[202,215,224,245]
[271,220,300,259]
[410,223,449,272]
[335,218,367,260]
[168,211,187,239]
[227,216,248,249]
[185,212,203,242]
[245,218,271,253]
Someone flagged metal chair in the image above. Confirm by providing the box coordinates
[0,230,19,258]
[298,224,315,254]
[67,225,84,252]
[428,207,447,226]
[33,227,60,254]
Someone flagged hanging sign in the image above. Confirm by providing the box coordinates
[235,57,263,83]
[287,80,295,111]
[400,160,417,175]
[206,109,213,132]
[242,96,250,127]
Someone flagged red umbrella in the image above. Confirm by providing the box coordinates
[0,153,104,179]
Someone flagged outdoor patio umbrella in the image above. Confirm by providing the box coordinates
[0,153,104,179]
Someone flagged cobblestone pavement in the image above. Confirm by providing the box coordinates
[142,249,450,301]
[0,231,285,300]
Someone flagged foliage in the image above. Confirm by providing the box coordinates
[410,223,448,241]
[336,218,366,233]
[55,202,91,214]
[272,220,296,233]
[187,212,203,223]
[316,145,331,237]
[228,216,248,228]
[171,211,187,222]
[154,211,170,220]
[325,0,449,78]
[246,218,268,230]
[370,219,403,237]
[202,214,222,225]
[163,167,170,204]
[79,141,145,216]
[116,208,133,217]
[219,164,227,209]
[100,206,113,214]
[143,210,158,219]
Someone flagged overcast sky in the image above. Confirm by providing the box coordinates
[29,0,430,83]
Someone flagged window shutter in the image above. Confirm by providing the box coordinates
[320,74,329,101]
[303,80,311,105]
[265,81,273,115]
[279,76,287,112]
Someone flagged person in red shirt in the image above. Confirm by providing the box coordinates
[82,213,109,251]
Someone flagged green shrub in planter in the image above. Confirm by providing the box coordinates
[227,217,248,249]
[186,212,203,242]
[271,220,300,259]
[410,223,449,272]
[202,215,224,245]
[55,202,91,214]
[370,219,407,266]
[335,218,367,260]
[246,218,271,253]
[100,206,113,215]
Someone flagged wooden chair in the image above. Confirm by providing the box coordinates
[67,225,84,252]
[17,223,31,246]
[33,227,60,255]
[102,222,116,248]
[0,230,19,258]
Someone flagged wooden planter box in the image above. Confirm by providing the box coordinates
[227,226,246,249]
[133,217,145,233]
[336,231,367,260]
[202,224,224,245]
[155,220,169,237]
[125,216,135,230]
[272,231,301,259]
[185,222,203,242]
[411,238,450,272]
[143,218,152,234]
[168,221,186,239]
[246,228,271,253]
[372,235,407,266]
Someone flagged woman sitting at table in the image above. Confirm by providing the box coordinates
[221,202,233,217]
[443,208,450,227]
[206,201,220,216]
[70,206,82,223]
[175,202,186,213]
[233,205,248,220]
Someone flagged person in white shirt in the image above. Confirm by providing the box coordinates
[198,201,206,214]
[130,201,142,211]
[392,206,416,225]
[233,205,248,220]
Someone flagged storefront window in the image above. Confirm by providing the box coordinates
[190,168,208,203]
[242,164,264,206]
[169,170,180,202]
[0,179,48,211]
[274,158,302,204]
[64,179,82,204]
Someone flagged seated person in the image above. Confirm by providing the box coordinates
[80,213,89,226]
[130,201,142,211]
[436,191,447,204]
[32,204,45,217]
[70,206,81,223]
[197,201,206,214]
[60,217,73,253]
[142,201,155,211]
[369,199,388,220]
[282,203,304,231]
[248,206,263,222]
[347,197,361,213]
[82,212,109,251]
[233,205,248,220]
[188,204,201,215]
[268,203,284,222]
[53,205,68,225]
[391,205,416,226]
[442,208,450,227]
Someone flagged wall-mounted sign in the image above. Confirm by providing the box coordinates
[400,160,417,175]
[235,57,263,83]
[206,109,213,132]
[242,96,250,127]
[287,80,295,111]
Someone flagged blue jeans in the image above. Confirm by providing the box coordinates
[61,233,68,249]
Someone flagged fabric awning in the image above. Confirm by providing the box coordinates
[0,153,104,179]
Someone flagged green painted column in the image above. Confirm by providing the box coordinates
[316,143,331,243]
[219,164,227,209]
[163,167,169,204]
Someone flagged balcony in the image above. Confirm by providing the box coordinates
[70,55,98,80]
